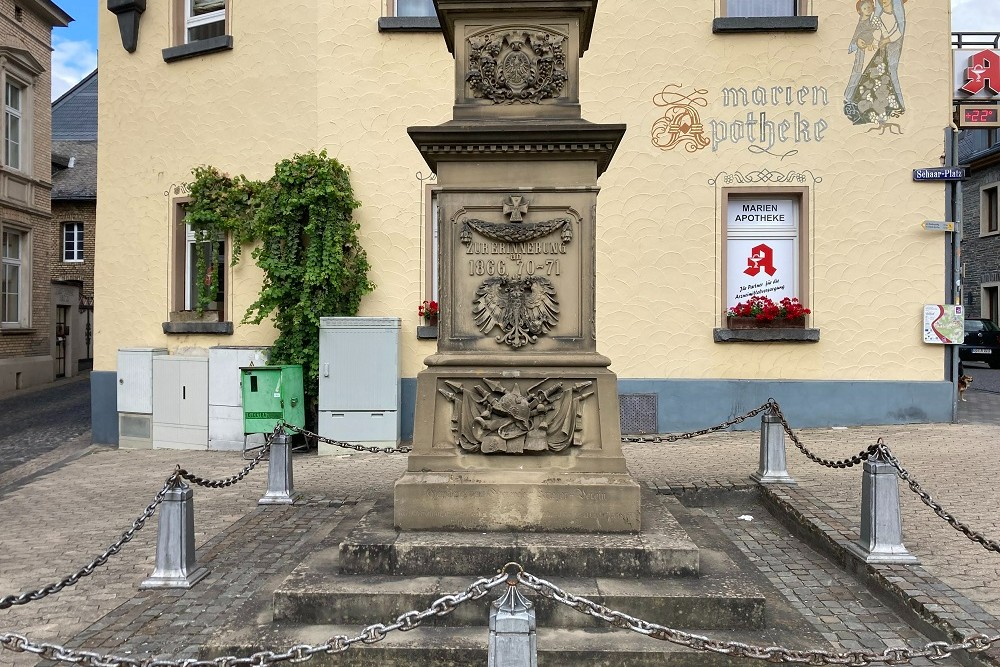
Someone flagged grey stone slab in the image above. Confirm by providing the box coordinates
[340,492,698,577]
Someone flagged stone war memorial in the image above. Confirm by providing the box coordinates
[397,0,639,533]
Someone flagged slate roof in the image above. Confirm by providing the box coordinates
[52,69,97,141]
[52,140,96,200]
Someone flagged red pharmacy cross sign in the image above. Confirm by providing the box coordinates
[744,243,777,277]
[962,50,1000,96]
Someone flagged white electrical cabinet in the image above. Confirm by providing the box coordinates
[117,347,168,449]
[208,346,269,451]
[318,317,401,454]
[152,355,209,450]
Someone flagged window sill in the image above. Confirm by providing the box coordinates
[0,327,35,335]
[162,35,234,63]
[714,327,820,342]
[378,16,441,32]
[417,324,438,339]
[979,230,1000,238]
[712,16,818,33]
[162,321,234,335]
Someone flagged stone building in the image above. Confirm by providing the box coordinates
[93,0,955,444]
[51,68,97,377]
[958,129,1000,322]
[0,0,71,393]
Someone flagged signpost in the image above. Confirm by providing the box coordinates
[912,167,967,181]
[922,221,955,232]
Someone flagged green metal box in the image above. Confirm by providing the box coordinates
[240,365,305,434]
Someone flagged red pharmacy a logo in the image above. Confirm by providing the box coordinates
[744,244,777,277]
[962,49,1000,95]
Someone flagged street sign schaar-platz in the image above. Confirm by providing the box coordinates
[912,167,967,181]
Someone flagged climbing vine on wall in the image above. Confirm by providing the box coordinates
[185,151,375,422]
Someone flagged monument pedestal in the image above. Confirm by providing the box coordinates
[398,0,637,534]
[395,364,640,532]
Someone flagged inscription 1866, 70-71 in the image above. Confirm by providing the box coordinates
[461,195,575,349]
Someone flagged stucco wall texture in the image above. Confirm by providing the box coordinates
[95,0,952,382]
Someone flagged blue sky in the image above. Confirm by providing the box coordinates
[47,0,1000,100]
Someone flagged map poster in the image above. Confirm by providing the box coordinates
[923,304,964,344]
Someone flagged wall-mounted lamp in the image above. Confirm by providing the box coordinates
[107,0,146,53]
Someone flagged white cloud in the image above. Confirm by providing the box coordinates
[953,0,1000,33]
[51,36,96,101]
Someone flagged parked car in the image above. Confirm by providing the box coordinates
[959,318,1000,369]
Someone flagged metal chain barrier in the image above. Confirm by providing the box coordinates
[1,426,279,610]
[0,570,509,666]
[621,402,773,443]
[4,565,997,666]
[871,443,1000,555]
[515,569,1000,665]
[768,400,880,469]
[281,422,412,454]
[0,470,179,611]
[175,439,271,488]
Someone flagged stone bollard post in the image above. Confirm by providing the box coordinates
[751,413,796,485]
[259,433,300,505]
[139,482,209,589]
[846,448,918,564]
[488,572,537,667]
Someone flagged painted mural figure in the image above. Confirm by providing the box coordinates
[844,0,906,132]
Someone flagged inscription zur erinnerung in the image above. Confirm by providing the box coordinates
[460,196,574,348]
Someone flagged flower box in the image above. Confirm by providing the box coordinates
[727,316,805,329]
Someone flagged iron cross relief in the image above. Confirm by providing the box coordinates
[502,195,530,222]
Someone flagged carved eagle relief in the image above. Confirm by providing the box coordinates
[473,276,559,348]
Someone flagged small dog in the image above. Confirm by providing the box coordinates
[958,374,973,401]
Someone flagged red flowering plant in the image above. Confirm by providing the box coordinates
[727,296,810,322]
[419,300,439,324]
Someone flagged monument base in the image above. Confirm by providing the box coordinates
[395,363,640,532]
[394,470,641,532]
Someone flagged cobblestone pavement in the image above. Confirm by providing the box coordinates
[700,502,960,666]
[0,418,998,665]
[0,374,90,478]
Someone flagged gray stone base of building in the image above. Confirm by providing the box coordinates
[0,355,53,394]
[91,370,119,444]
[89,374,953,447]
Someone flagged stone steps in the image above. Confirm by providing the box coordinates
[338,494,700,577]
[272,572,765,630]
[204,624,823,667]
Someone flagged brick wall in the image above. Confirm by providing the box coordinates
[52,201,96,299]
[961,163,1000,318]
[0,0,62,389]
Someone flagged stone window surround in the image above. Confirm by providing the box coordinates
[981,182,999,237]
[0,50,42,178]
[162,0,233,63]
[715,185,817,343]
[164,197,232,335]
[714,0,817,33]
[62,221,84,263]
[981,281,1000,322]
[1,222,30,329]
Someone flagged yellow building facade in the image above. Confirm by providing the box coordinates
[93,0,954,443]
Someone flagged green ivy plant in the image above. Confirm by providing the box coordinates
[185,151,375,423]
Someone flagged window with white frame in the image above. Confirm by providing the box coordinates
[4,79,23,170]
[723,190,808,316]
[983,185,999,235]
[63,222,83,262]
[2,227,27,326]
[722,0,798,16]
[185,0,226,43]
[390,0,435,16]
